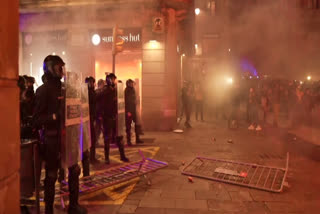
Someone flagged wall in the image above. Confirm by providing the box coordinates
[0,0,20,213]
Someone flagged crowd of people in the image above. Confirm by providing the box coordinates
[179,76,320,131]
[19,55,143,214]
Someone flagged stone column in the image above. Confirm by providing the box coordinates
[164,8,178,127]
[0,0,20,214]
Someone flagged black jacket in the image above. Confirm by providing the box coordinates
[124,86,136,115]
[88,87,96,121]
[33,74,63,135]
[96,85,117,120]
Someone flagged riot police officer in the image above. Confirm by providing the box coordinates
[125,79,143,145]
[33,55,87,214]
[98,73,129,164]
[85,76,98,163]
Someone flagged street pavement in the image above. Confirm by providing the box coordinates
[33,116,320,214]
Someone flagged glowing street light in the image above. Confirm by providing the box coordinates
[226,77,233,84]
[92,34,101,46]
[307,76,311,81]
[195,8,200,15]
[62,51,66,55]
[195,44,198,49]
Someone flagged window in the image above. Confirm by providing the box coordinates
[207,0,216,15]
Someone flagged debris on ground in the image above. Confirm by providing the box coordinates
[188,176,194,183]
[227,139,233,144]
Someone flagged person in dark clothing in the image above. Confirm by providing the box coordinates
[95,79,105,147]
[33,55,87,214]
[97,73,129,164]
[194,82,204,121]
[125,79,143,146]
[181,82,193,128]
[85,76,98,163]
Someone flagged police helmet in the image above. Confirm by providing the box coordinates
[43,55,65,75]
[85,76,95,83]
[106,73,117,86]
[126,79,134,87]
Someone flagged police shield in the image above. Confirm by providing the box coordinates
[80,83,91,153]
[117,80,125,138]
[61,72,82,169]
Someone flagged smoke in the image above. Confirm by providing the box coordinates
[219,0,319,79]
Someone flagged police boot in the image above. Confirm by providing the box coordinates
[90,146,99,164]
[82,150,90,177]
[104,144,110,164]
[44,173,57,214]
[135,135,144,144]
[68,165,87,214]
[126,132,132,146]
[117,138,129,162]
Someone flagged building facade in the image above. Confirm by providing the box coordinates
[193,0,320,80]
[19,0,194,130]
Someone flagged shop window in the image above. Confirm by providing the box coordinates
[207,0,216,15]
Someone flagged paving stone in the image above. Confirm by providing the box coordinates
[249,190,276,202]
[243,202,269,213]
[165,208,198,214]
[229,191,253,201]
[134,207,166,214]
[127,190,146,200]
[123,200,141,206]
[161,190,195,199]
[139,197,175,209]
[208,201,247,213]
[265,201,303,213]
[175,199,208,210]
[145,189,162,197]
[118,204,138,213]
[195,190,231,201]
[179,178,211,191]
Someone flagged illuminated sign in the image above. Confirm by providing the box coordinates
[90,28,141,49]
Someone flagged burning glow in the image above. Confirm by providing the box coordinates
[195,8,200,15]
[92,34,101,46]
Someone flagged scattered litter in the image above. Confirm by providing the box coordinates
[188,176,194,183]
[283,181,290,188]
[173,129,184,133]
[181,161,185,166]
[212,137,216,142]
[227,139,233,144]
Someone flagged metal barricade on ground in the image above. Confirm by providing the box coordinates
[182,153,289,193]
[56,150,168,207]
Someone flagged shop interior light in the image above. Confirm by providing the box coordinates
[92,34,101,46]
[195,44,198,49]
[195,8,200,15]
[149,40,158,49]
[307,76,311,80]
